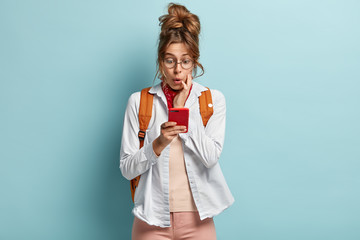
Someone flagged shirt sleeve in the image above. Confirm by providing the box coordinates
[178,89,226,168]
[119,92,160,180]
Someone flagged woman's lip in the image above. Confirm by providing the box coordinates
[173,79,182,84]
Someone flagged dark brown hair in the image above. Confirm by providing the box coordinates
[153,3,204,83]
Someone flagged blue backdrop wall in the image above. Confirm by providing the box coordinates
[1,0,359,239]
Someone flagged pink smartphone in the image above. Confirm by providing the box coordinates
[168,108,189,133]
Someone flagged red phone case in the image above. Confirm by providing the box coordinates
[168,108,189,133]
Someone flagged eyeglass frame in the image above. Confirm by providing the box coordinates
[162,57,195,70]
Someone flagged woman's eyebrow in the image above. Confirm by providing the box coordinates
[165,53,189,56]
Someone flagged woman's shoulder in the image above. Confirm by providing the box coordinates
[127,83,160,103]
[192,82,226,108]
[125,91,141,113]
[128,91,141,102]
[127,91,142,104]
[208,89,226,110]
[202,85,226,105]
[194,81,225,102]
[209,88,225,101]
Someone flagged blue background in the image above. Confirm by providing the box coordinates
[1,0,359,239]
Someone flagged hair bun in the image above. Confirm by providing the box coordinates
[159,3,200,39]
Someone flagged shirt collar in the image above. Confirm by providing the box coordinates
[148,81,208,108]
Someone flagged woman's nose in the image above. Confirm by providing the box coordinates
[174,62,182,73]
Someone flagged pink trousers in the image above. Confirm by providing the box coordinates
[131,211,216,240]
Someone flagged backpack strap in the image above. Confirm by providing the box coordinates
[138,87,154,148]
[130,87,153,203]
[199,87,214,126]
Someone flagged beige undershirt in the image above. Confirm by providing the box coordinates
[169,135,198,212]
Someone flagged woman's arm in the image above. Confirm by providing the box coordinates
[119,92,160,180]
[119,92,187,180]
[178,89,226,168]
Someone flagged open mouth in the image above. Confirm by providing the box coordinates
[173,78,182,84]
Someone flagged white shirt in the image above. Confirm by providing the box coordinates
[119,81,235,228]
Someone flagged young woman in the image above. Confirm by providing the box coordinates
[120,3,235,240]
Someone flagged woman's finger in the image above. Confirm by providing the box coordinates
[163,125,186,133]
[163,126,186,134]
[161,121,177,129]
[166,129,186,136]
[187,73,192,87]
[182,79,187,90]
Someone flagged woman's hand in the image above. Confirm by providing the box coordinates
[152,121,187,156]
[173,73,192,108]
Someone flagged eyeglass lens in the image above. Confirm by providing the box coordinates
[164,58,193,69]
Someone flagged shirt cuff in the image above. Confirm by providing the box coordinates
[143,142,160,165]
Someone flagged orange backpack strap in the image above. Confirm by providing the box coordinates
[199,87,214,126]
[130,87,153,203]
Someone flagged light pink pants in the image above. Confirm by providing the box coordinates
[131,211,216,240]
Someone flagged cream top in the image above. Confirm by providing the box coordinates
[169,135,198,212]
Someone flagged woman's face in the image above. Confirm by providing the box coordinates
[162,43,194,91]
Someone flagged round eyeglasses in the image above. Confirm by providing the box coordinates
[163,57,194,70]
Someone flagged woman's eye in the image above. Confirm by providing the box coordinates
[165,59,174,63]
[183,59,190,64]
